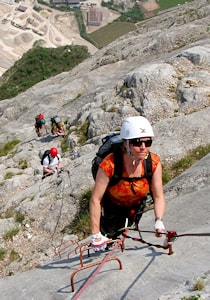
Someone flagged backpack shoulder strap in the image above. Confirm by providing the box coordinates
[109,142,123,186]
[47,153,51,163]
[144,152,152,186]
[44,154,59,165]
[144,152,154,204]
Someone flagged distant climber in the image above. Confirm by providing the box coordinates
[41,147,62,179]
[51,116,67,137]
[35,114,48,137]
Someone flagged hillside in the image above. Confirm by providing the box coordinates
[0,0,101,76]
[0,1,210,297]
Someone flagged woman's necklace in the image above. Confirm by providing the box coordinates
[132,159,140,166]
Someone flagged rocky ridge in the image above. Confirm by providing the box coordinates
[0,0,209,290]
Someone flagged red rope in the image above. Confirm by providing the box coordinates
[174,232,210,237]
[122,231,169,249]
[121,228,210,238]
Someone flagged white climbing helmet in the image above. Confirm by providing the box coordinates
[120,116,154,139]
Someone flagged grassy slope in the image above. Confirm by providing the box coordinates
[158,0,194,10]
[89,22,136,48]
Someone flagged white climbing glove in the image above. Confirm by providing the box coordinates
[91,232,109,252]
[154,219,166,234]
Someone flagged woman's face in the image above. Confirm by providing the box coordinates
[127,137,152,160]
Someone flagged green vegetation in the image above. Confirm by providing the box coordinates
[15,211,25,223]
[33,5,42,12]
[18,159,28,169]
[0,45,90,100]
[9,249,21,262]
[117,4,144,22]
[0,140,20,157]
[61,134,70,154]
[74,9,96,46]
[4,172,15,180]
[102,0,122,11]
[158,0,194,10]
[108,106,117,112]
[63,188,92,239]
[162,144,210,184]
[0,248,6,260]
[61,119,89,153]
[181,296,202,300]
[37,0,49,6]
[178,276,206,300]
[74,119,89,145]
[89,22,136,48]
[4,207,15,219]
[3,228,19,241]
[62,93,82,107]
[102,0,144,22]
[1,207,24,223]
[193,278,206,291]
[89,2,143,48]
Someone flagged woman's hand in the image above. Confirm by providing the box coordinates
[91,232,109,251]
[154,219,166,237]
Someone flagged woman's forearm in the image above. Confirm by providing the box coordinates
[154,196,165,220]
[90,196,101,234]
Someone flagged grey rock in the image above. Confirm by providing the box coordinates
[0,0,210,292]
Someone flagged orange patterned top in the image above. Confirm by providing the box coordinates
[99,152,160,207]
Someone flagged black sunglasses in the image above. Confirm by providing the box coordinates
[129,138,152,147]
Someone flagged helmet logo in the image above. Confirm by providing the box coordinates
[139,128,146,133]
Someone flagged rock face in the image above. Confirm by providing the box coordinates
[0,0,210,278]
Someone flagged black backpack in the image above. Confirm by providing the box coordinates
[35,116,42,126]
[41,150,59,165]
[91,132,153,187]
